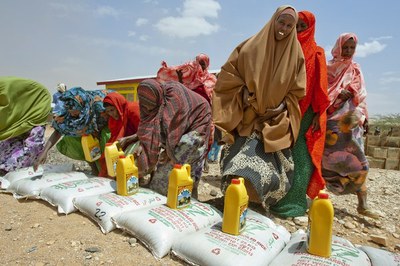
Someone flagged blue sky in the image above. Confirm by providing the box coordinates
[1,0,399,116]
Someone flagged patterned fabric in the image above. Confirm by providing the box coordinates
[270,108,314,217]
[136,79,211,176]
[322,104,368,194]
[0,76,51,141]
[220,132,294,210]
[149,131,207,196]
[156,53,217,102]
[52,87,110,136]
[103,92,140,143]
[0,126,46,173]
[327,33,368,124]
[212,5,306,153]
[322,33,369,195]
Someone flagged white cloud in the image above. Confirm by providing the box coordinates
[155,0,221,38]
[370,36,393,41]
[128,31,136,37]
[139,35,149,41]
[94,6,120,18]
[156,16,219,38]
[356,40,386,58]
[136,18,148,26]
[379,76,400,85]
[182,0,221,18]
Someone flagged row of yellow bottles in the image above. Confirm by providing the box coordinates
[82,136,334,254]
[82,136,139,196]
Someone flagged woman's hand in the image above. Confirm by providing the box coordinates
[242,86,250,108]
[119,134,138,149]
[33,130,62,172]
[33,151,48,172]
[132,143,143,158]
[338,89,353,101]
[158,149,170,164]
[259,101,286,122]
[311,113,320,132]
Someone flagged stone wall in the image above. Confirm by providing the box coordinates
[366,134,400,170]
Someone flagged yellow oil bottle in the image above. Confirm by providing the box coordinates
[105,141,124,177]
[222,177,249,235]
[166,164,193,209]
[307,190,334,257]
[81,134,101,162]
[116,154,139,196]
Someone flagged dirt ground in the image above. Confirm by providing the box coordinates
[1,129,399,265]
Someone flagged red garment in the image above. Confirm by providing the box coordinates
[297,11,330,199]
[103,92,140,143]
[156,54,217,149]
[98,92,140,177]
[136,80,211,175]
[155,53,217,102]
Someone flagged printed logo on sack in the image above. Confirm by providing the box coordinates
[149,219,157,224]
[211,248,221,255]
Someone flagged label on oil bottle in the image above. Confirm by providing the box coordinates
[127,174,139,194]
[239,204,248,232]
[112,158,118,174]
[177,185,192,208]
[90,145,101,161]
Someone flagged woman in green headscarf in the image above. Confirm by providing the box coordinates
[0,76,52,174]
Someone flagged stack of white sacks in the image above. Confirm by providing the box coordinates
[1,165,399,266]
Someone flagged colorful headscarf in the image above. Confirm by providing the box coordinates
[0,76,51,140]
[136,79,211,174]
[52,87,110,136]
[103,92,140,143]
[327,33,368,122]
[156,53,217,101]
[196,53,210,69]
[212,5,306,153]
[296,11,330,198]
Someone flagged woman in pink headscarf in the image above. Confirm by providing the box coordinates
[322,33,378,219]
[156,53,217,103]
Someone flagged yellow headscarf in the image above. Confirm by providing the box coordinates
[212,5,306,152]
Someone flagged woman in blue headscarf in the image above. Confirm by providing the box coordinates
[34,87,111,175]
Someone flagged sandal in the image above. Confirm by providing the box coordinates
[357,208,380,219]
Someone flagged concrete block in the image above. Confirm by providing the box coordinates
[367,135,381,146]
[383,136,400,147]
[387,147,400,159]
[366,145,377,157]
[367,157,385,169]
[385,159,399,170]
[372,147,388,159]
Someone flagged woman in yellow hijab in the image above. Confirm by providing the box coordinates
[212,5,306,211]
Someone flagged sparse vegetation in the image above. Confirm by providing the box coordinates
[369,113,400,135]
